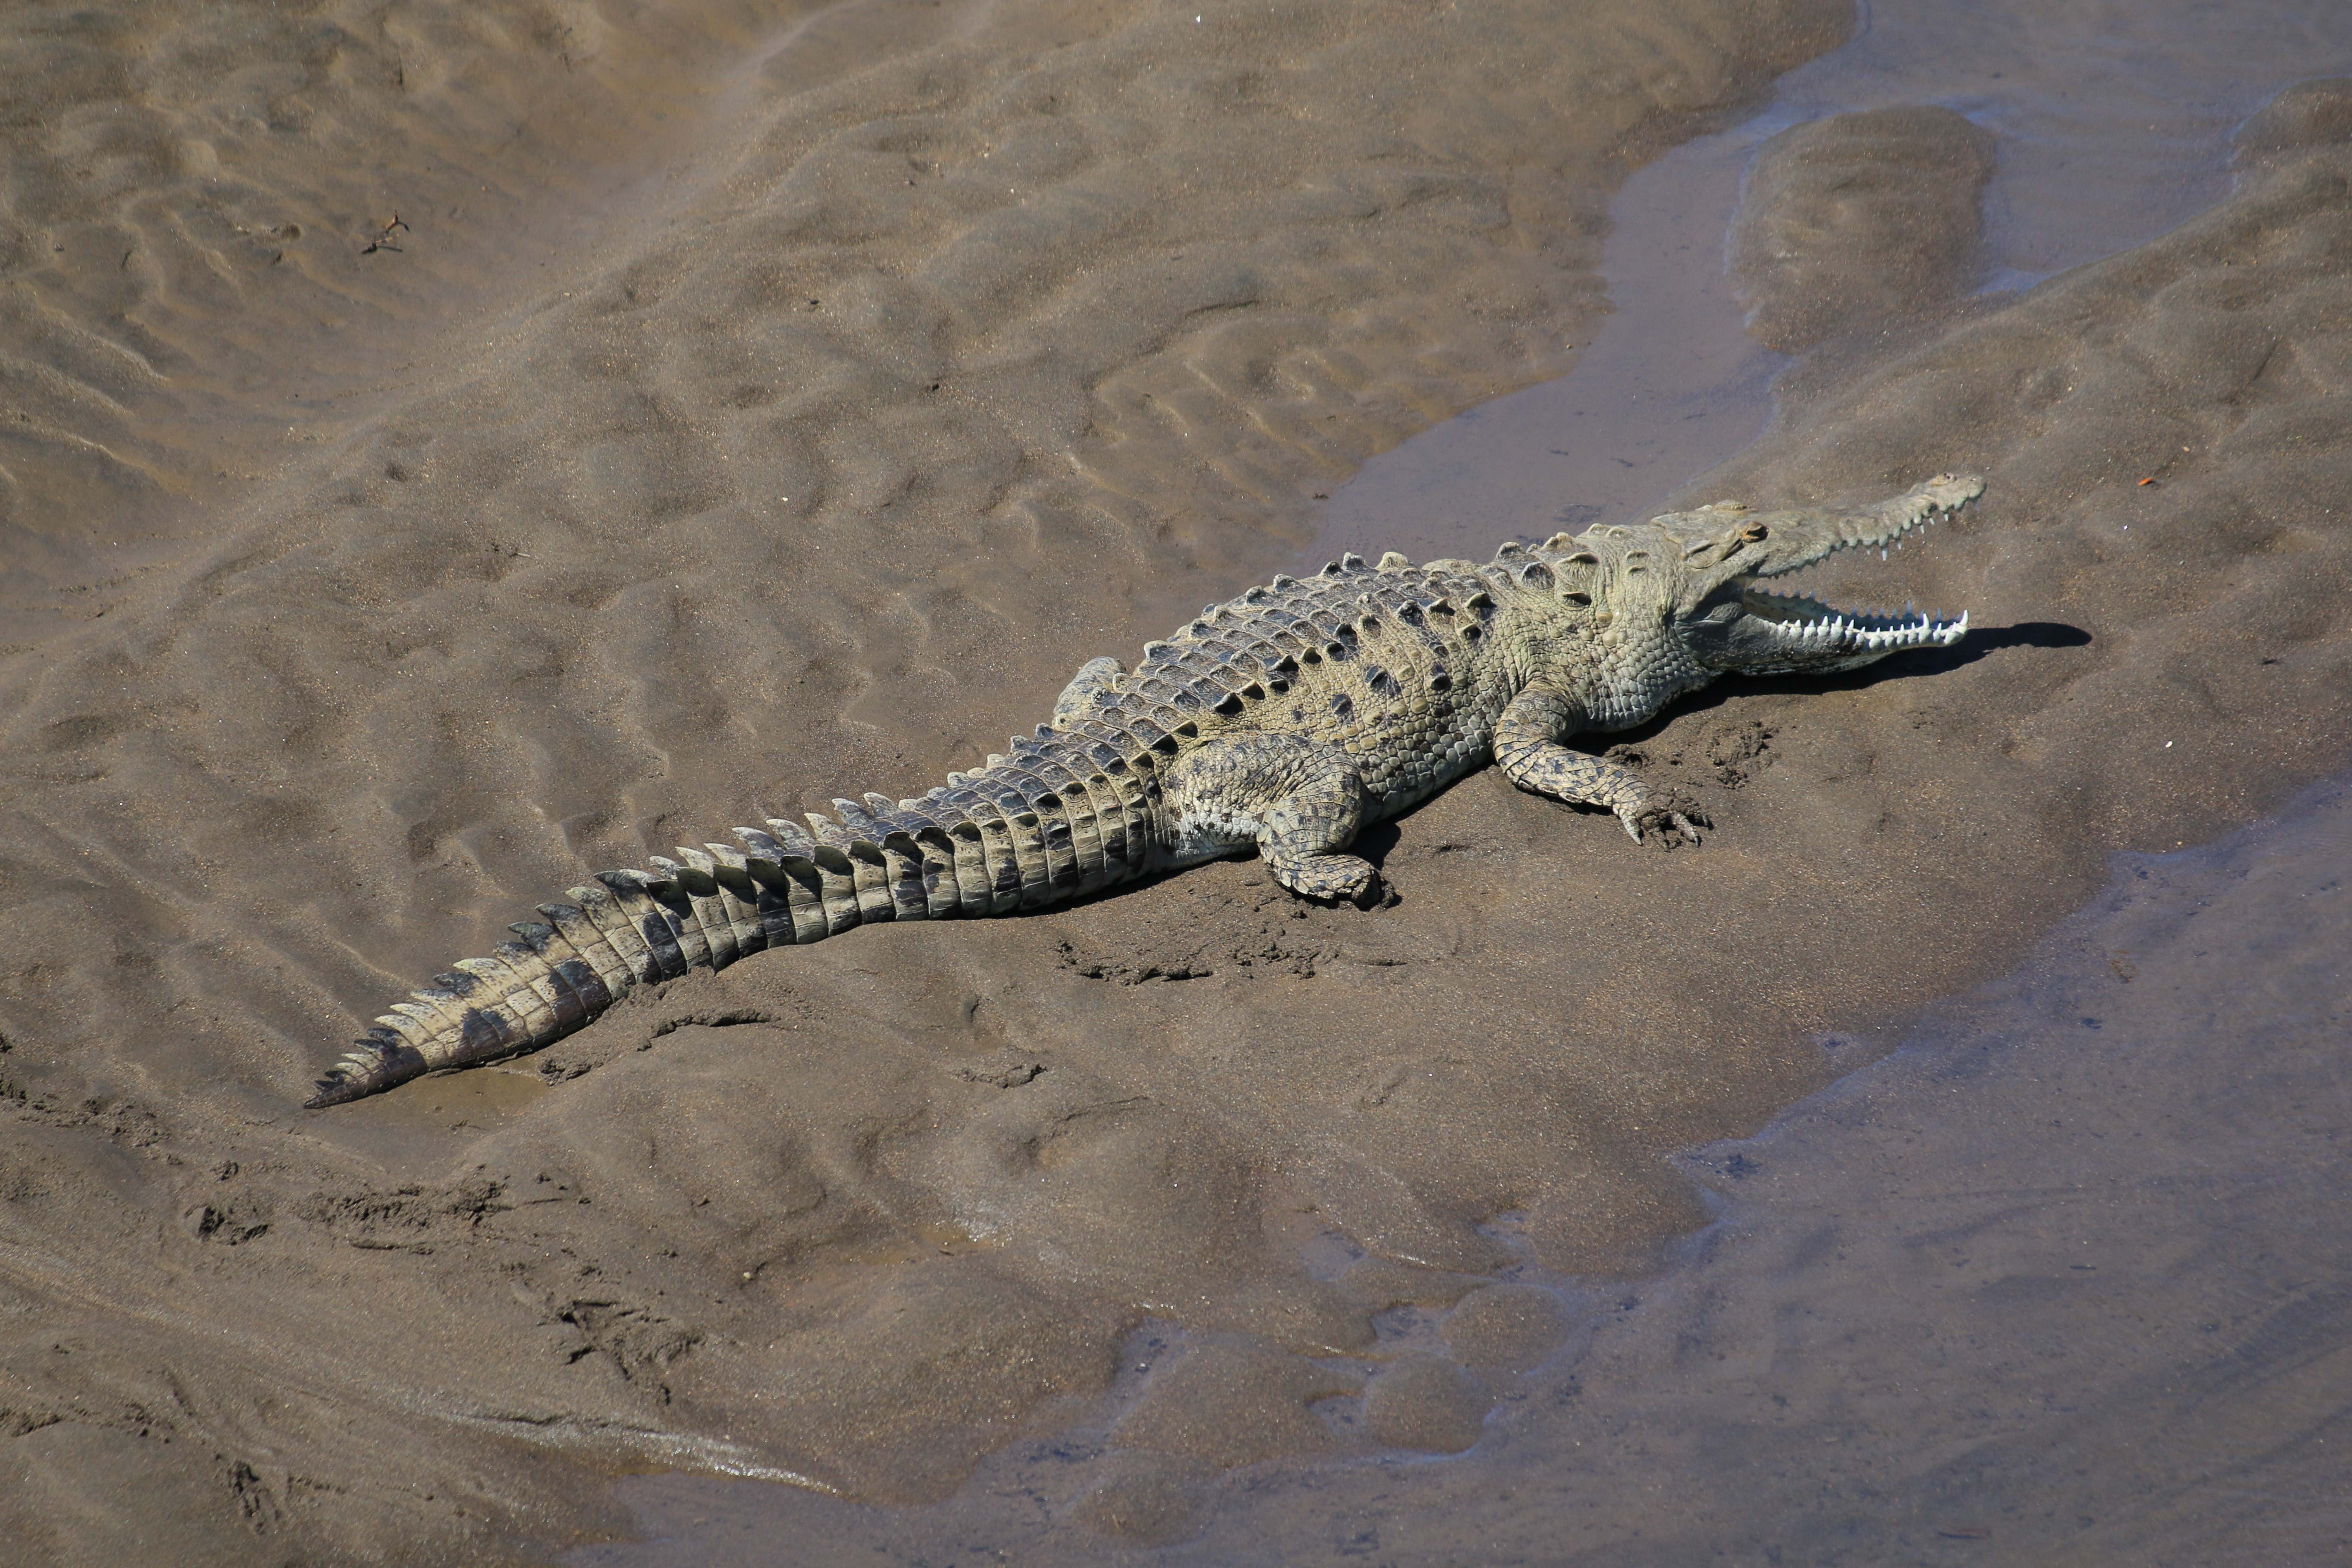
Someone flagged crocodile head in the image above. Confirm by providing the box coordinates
[1659,472,1981,676]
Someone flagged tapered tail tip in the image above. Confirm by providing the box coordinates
[305,1036,430,1109]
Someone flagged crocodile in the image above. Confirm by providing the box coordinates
[308,473,1984,1107]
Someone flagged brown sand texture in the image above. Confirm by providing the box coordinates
[3,0,2351,1559]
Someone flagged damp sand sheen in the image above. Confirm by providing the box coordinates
[2,1,2351,1563]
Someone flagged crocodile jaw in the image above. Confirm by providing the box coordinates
[1733,590,1969,674]
[1747,470,1982,578]
[1688,472,1979,675]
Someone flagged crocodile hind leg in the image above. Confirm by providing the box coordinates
[1051,656,1126,727]
[1494,684,1703,845]
[1162,732,1379,903]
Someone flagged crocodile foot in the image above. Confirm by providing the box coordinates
[1270,850,1384,906]
[1619,799,1707,848]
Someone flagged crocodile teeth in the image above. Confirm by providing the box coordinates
[1758,600,1964,651]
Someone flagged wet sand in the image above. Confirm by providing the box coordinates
[3,0,2352,1563]
[588,768,2352,1568]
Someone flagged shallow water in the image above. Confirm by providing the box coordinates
[572,0,2352,1560]
[1311,0,2352,566]
[1121,775,2352,1566]
[1303,127,1783,566]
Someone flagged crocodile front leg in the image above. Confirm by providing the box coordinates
[1493,686,1702,846]
[1162,732,1380,903]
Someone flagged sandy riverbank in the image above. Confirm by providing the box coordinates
[4,2,2351,1562]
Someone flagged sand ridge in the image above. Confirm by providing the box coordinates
[1729,105,1997,353]
[0,0,827,650]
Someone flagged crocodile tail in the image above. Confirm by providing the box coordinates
[308,726,1170,1108]
[306,813,878,1108]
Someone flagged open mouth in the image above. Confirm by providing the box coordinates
[1738,475,1975,655]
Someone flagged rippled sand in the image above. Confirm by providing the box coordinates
[3,2,2351,1563]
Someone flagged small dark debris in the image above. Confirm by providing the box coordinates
[361,213,410,254]
[188,1202,270,1245]
[954,1060,1045,1089]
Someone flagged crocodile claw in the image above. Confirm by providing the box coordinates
[1618,803,1705,848]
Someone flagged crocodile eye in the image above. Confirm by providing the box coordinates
[1739,523,1770,543]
